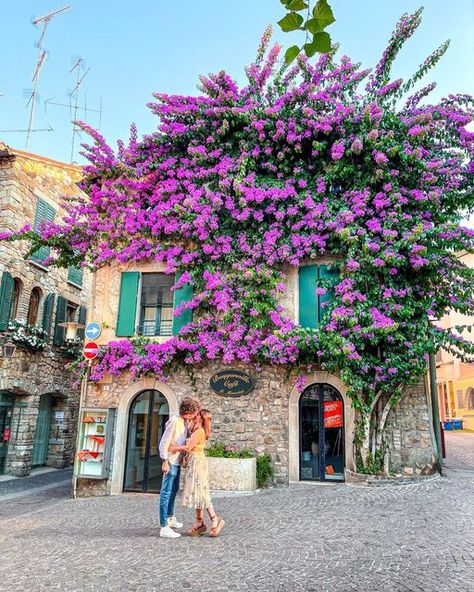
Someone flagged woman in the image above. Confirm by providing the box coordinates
[169,409,225,537]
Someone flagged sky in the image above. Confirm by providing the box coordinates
[1,0,473,164]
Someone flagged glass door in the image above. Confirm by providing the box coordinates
[0,393,14,475]
[299,384,344,482]
[123,390,169,493]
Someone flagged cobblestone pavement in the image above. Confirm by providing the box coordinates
[445,431,474,469]
[0,462,473,591]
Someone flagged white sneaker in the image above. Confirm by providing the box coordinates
[167,516,183,529]
[160,525,181,538]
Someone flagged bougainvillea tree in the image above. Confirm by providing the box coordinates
[5,9,474,471]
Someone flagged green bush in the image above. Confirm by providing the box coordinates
[256,452,274,488]
[205,441,254,459]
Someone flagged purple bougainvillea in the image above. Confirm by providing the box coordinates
[6,9,474,468]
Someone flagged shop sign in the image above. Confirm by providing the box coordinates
[210,370,255,397]
[323,400,343,428]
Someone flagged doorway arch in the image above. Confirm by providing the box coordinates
[299,384,344,481]
[289,372,355,482]
[123,389,169,493]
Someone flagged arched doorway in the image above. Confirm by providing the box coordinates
[123,389,169,493]
[299,383,345,482]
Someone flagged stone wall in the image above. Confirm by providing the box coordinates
[80,362,437,495]
[0,145,90,477]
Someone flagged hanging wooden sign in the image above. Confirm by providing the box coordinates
[210,370,255,397]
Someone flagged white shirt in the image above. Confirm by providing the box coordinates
[159,413,187,465]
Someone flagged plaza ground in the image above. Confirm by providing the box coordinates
[0,433,473,592]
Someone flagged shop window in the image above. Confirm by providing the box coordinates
[116,271,193,337]
[10,278,22,321]
[27,287,43,325]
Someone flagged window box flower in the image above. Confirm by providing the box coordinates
[7,319,47,351]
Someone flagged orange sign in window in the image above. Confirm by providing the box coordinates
[323,401,343,428]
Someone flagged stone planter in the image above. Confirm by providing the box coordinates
[207,456,257,491]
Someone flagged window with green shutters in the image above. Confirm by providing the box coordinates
[77,306,87,339]
[172,271,193,336]
[116,271,194,338]
[0,271,14,331]
[31,198,56,264]
[298,264,339,329]
[53,296,68,346]
[42,293,55,338]
[67,266,83,288]
[116,272,140,337]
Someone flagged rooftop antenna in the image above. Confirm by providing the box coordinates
[69,58,91,162]
[25,5,71,150]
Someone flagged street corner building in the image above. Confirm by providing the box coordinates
[0,144,91,477]
[75,260,439,497]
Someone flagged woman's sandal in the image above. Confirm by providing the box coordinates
[208,516,225,537]
[186,522,207,537]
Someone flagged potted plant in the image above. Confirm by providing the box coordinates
[205,442,274,491]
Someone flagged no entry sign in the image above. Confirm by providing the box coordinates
[83,341,100,360]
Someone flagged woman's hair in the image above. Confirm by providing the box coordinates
[200,409,212,440]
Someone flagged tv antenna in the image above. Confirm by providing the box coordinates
[44,57,102,163]
[25,5,71,150]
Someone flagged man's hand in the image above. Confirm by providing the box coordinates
[162,460,170,474]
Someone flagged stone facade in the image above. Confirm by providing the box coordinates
[72,246,438,496]
[0,143,91,477]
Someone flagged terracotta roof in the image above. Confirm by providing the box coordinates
[0,141,83,172]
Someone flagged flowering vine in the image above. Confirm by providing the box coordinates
[4,9,474,470]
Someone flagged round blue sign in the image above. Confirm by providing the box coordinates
[85,322,102,340]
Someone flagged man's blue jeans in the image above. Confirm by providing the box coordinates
[159,462,181,527]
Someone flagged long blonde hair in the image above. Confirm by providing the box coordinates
[200,409,212,440]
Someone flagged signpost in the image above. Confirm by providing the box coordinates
[210,370,255,397]
[83,341,99,360]
[85,322,102,340]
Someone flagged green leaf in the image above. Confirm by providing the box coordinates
[305,18,322,34]
[284,45,301,63]
[287,0,308,10]
[312,0,336,30]
[277,12,304,32]
[304,31,331,56]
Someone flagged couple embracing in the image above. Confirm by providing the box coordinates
[158,397,225,539]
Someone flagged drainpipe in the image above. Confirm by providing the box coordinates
[429,353,443,472]
[72,362,90,499]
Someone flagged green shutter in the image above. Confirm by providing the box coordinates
[67,266,83,287]
[53,296,68,346]
[318,264,339,324]
[0,272,14,331]
[42,293,55,337]
[116,272,139,337]
[77,306,87,340]
[298,265,318,329]
[31,199,55,264]
[172,271,193,335]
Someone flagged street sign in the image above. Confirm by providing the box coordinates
[83,341,100,360]
[85,322,102,340]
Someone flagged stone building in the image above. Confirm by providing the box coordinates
[0,143,90,477]
[76,258,438,497]
[436,251,474,430]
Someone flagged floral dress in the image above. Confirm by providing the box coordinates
[182,427,212,510]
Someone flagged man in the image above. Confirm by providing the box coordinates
[158,397,200,538]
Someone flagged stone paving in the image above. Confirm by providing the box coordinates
[0,443,473,592]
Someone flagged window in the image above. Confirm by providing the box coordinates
[10,278,22,321]
[31,198,56,264]
[27,288,42,325]
[67,266,83,288]
[298,264,339,329]
[66,301,78,322]
[139,273,174,336]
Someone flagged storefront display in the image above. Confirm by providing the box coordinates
[75,408,116,479]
